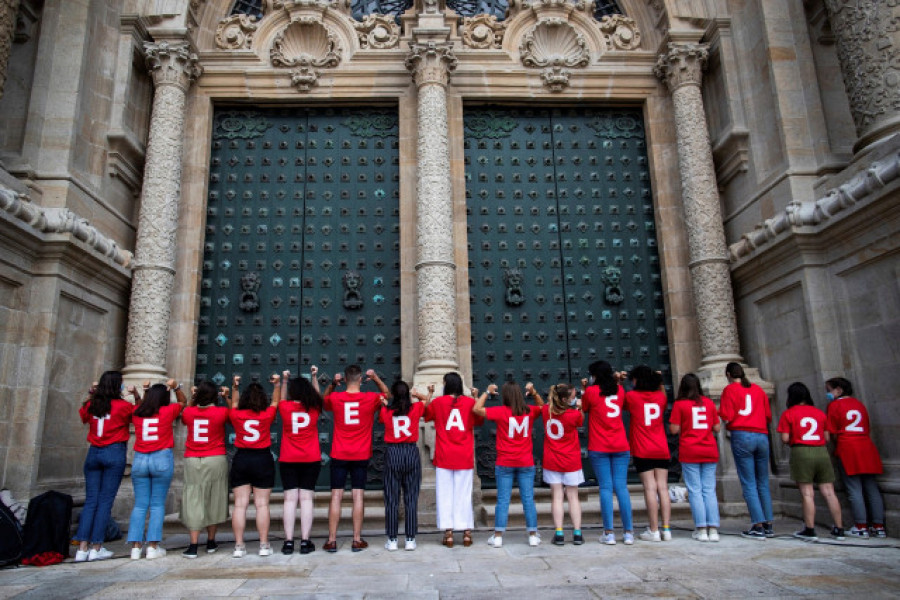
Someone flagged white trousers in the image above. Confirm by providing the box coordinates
[435,467,474,531]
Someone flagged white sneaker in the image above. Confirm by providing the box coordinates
[145,546,166,560]
[661,528,672,541]
[487,535,503,548]
[74,549,90,562]
[623,532,634,545]
[258,543,273,556]
[639,529,661,542]
[130,547,142,560]
[528,533,541,547]
[601,533,616,545]
[384,538,398,551]
[88,547,114,561]
[691,529,709,542]
[232,544,246,558]
[405,539,416,551]
[708,528,720,542]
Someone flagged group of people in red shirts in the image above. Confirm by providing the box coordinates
[72,361,886,562]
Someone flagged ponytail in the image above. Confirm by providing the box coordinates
[726,362,750,388]
[548,383,572,416]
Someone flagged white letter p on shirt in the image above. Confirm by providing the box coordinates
[643,404,660,427]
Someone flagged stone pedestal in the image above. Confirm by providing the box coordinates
[123,41,201,385]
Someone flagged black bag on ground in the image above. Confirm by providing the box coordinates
[21,491,73,561]
[0,500,24,567]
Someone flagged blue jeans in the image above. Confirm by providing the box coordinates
[128,448,174,543]
[75,443,127,544]
[730,430,773,524]
[681,462,720,528]
[494,465,537,531]
[589,450,633,532]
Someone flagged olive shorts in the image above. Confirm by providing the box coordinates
[789,445,835,484]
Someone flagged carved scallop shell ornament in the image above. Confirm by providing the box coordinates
[270,18,342,92]
[519,19,591,92]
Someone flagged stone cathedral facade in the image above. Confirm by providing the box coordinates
[0,0,896,530]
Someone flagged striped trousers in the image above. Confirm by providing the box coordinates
[383,443,421,539]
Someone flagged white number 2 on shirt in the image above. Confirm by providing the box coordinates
[800,417,821,441]
[845,409,864,432]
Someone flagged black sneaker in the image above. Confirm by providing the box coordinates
[763,522,775,538]
[831,526,845,541]
[573,533,584,545]
[741,526,766,540]
[300,539,316,554]
[281,540,295,555]
[793,527,818,542]
[206,540,219,554]
[552,532,565,546]
[182,544,198,559]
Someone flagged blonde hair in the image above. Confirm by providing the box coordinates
[548,383,572,416]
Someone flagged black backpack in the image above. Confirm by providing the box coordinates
[0,500,23,567]
[21,491,73,562]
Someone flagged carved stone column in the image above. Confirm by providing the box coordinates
[655,43,743,374]
[405,42,460,378]
[822,0,900,153]
[123,41,201,384]
[0,0,20,99]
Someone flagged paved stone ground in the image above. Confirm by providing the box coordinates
[1,517,899,599]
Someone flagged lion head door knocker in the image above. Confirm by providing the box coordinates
[600,266,625,305]
[239,272,261,312]
[342,269,363,310]
[503,268,525,307]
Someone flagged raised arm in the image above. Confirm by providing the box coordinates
[323,372,341,397]
[280,370,290,403]
[473,383,498,418]
[230,375,241,408]
[412,384,436,407]
[168,379,187,407]
[525,382,544,407]
[219,386,233,409]
[310,365,321,394]
[366,369,390,396]
[270,372,282,407]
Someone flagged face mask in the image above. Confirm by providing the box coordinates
[825,392,835,401]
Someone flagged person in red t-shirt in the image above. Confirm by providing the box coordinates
[535,382,584,546]
[127,379,187,560]
[228,372,283,558]
[582,360,634,545]
[777,382,844,541]
[378,380,434,551]
[474,381,544,548]
[74,371,135,562]
[179,380,230,558]
[669,374,721,543]
[278,366,324,555]
[625,365,671,542]
[825,377,886,538]
[321,364,389,553]
[424,371,483,548]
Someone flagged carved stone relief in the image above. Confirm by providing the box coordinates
[461,14,506,49]
[354,13,400,49]
[598,14,640,51]
[270,17,342,91]
[519,19,590,92]
[215,13,259,49]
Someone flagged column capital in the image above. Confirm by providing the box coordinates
[143,41,202,91]
[405,41,457,88]
[654,42,708,92]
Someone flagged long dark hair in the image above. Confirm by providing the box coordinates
[89,370,122,418]
[629,365,663,392]
[786,382,815,408]
[589,360,618,397]
[287,376,323,412]
[135,384,168,418]
[238,383,269,413]
[726,362,751,388]
[825,377,853,396]
[193,381,218,407]
[443,372,464,397]
[676,373,704,404]
[501,381,528,417]
[387,380,412,417]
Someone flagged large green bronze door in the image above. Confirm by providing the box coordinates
[196,107,401,489]
[464,108,671,487]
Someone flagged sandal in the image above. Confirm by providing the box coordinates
[442,530,454,548]
[463,530,473,547]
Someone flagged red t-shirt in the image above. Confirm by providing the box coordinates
[540,405,584,473]
[669,397,719,463]
[625,390,670,460]
[278,402,321,463]
[484,405,542,468]
[181,405,229,457]
[423,395,484,470]
[719,382,771,433]
[230,405,277,449]
[777,404,827,446]
[79,399,133,446]
[380,402,426,443]
[826,397,883,475]
[582,385,629,453]
[324,391,383,460]
[132,403,182,453]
